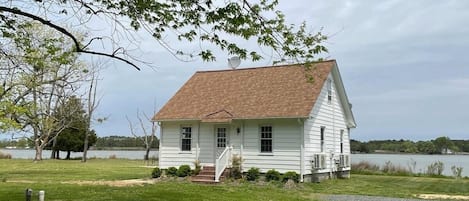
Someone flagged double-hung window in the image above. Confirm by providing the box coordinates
[327,79,332,104]
[260,126,272,153]
[320,126,325,152]
[181,126,192,151]
[340,130,344,153]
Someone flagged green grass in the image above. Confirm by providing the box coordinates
[0,159,468,201]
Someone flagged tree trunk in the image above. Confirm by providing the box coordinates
[34,141,42,161]
[50,138,57,159]
[56,150,60,159]
[66,150,71,160]
[82,130,89,162]
[144,146,150,161]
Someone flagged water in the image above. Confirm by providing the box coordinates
[0,149,159,160]
[352,153,469,177]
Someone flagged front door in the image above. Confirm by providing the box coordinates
[215,126,228,159]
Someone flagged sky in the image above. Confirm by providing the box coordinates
[88,0,469,141]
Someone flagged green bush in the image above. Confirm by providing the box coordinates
[246,167,260,181]
[265,169,281,181]
[177,165,191,177]
[282,171,299,183]
[151,167,162,178]
[167,167,178,177]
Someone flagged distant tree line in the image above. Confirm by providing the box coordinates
[1,135,159,152]
[94,136,159,149]
[351,136,469,154]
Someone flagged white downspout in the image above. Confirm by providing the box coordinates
[240,120,245,172]
[299,118,305,182]
[196,121,200,162]
[158,122,163,166]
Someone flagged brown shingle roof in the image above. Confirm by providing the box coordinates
[153,60,336,121]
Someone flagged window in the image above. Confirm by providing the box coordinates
[320,126,325,152]
[217,127,227,148]
[260,126,272,153]
[340,130,344,153]
[327,79,332,103]
[181,126,192,151]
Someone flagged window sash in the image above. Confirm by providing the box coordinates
[181,126,191,151]
[260,126,273,153]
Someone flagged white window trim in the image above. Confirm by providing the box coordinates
[320,126,325,153]
[180,125,192,152]
[259,124,273,154]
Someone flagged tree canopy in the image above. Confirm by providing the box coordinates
[0,0,328,70]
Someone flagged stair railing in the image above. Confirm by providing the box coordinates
[215,146,232,182]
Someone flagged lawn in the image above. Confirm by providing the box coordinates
[0,159,468,201]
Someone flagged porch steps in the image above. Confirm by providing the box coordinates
[191,166,227,184]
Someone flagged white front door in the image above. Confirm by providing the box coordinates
[215,126,229,160]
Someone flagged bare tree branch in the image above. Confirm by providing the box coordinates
[0,6,141,70]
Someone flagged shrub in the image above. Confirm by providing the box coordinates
[230,155,243,179]
[451,166,463,179]
[382,161,411,176]
[151,167,162,178]
[265,169,281,182]
[0,151,12,159]
[282,171,299,183]
[177,165,191,177]
[426,161,444,176]
[351,161,380,174]
[246,167,260,181]
[167,167,178,177]
[192,160,201,176]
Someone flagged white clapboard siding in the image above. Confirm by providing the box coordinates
[242,119,301,173]
[303,73,350,173]
[159,121,198,169]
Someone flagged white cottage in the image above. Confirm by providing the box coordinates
[153,60,356,182]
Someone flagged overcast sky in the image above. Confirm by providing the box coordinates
[90,0,469,141]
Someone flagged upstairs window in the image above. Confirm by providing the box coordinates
[260,126,273,153]
[181,126,192,151]
[327,79,332,104]
[320,126,325,152]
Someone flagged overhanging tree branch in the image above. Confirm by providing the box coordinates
[0,6,141,70]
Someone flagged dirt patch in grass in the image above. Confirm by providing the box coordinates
[8,179,158,187]
[417,194,469,200]
[63,179,158,187]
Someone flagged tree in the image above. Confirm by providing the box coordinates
[433,136,455,154]
[49,96,97,159]
[127,110,157,164]
[1,22,89,161]
[0,0,328,71]
[82,71,101,163]
[416,141,437,154]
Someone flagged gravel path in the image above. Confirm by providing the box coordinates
[323,195,427,201]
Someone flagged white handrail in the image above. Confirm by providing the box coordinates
[215,146,232,182]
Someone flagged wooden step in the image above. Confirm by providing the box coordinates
[192,175,215,180]
[202,166,215,171]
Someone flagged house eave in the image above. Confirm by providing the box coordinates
[153,116,309,122]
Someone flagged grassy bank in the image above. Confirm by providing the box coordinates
[0,159,468,201]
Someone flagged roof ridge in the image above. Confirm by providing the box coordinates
[196,59,336,73]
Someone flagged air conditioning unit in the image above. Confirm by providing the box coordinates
[312,154,326,169]
[339,154,350,168]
